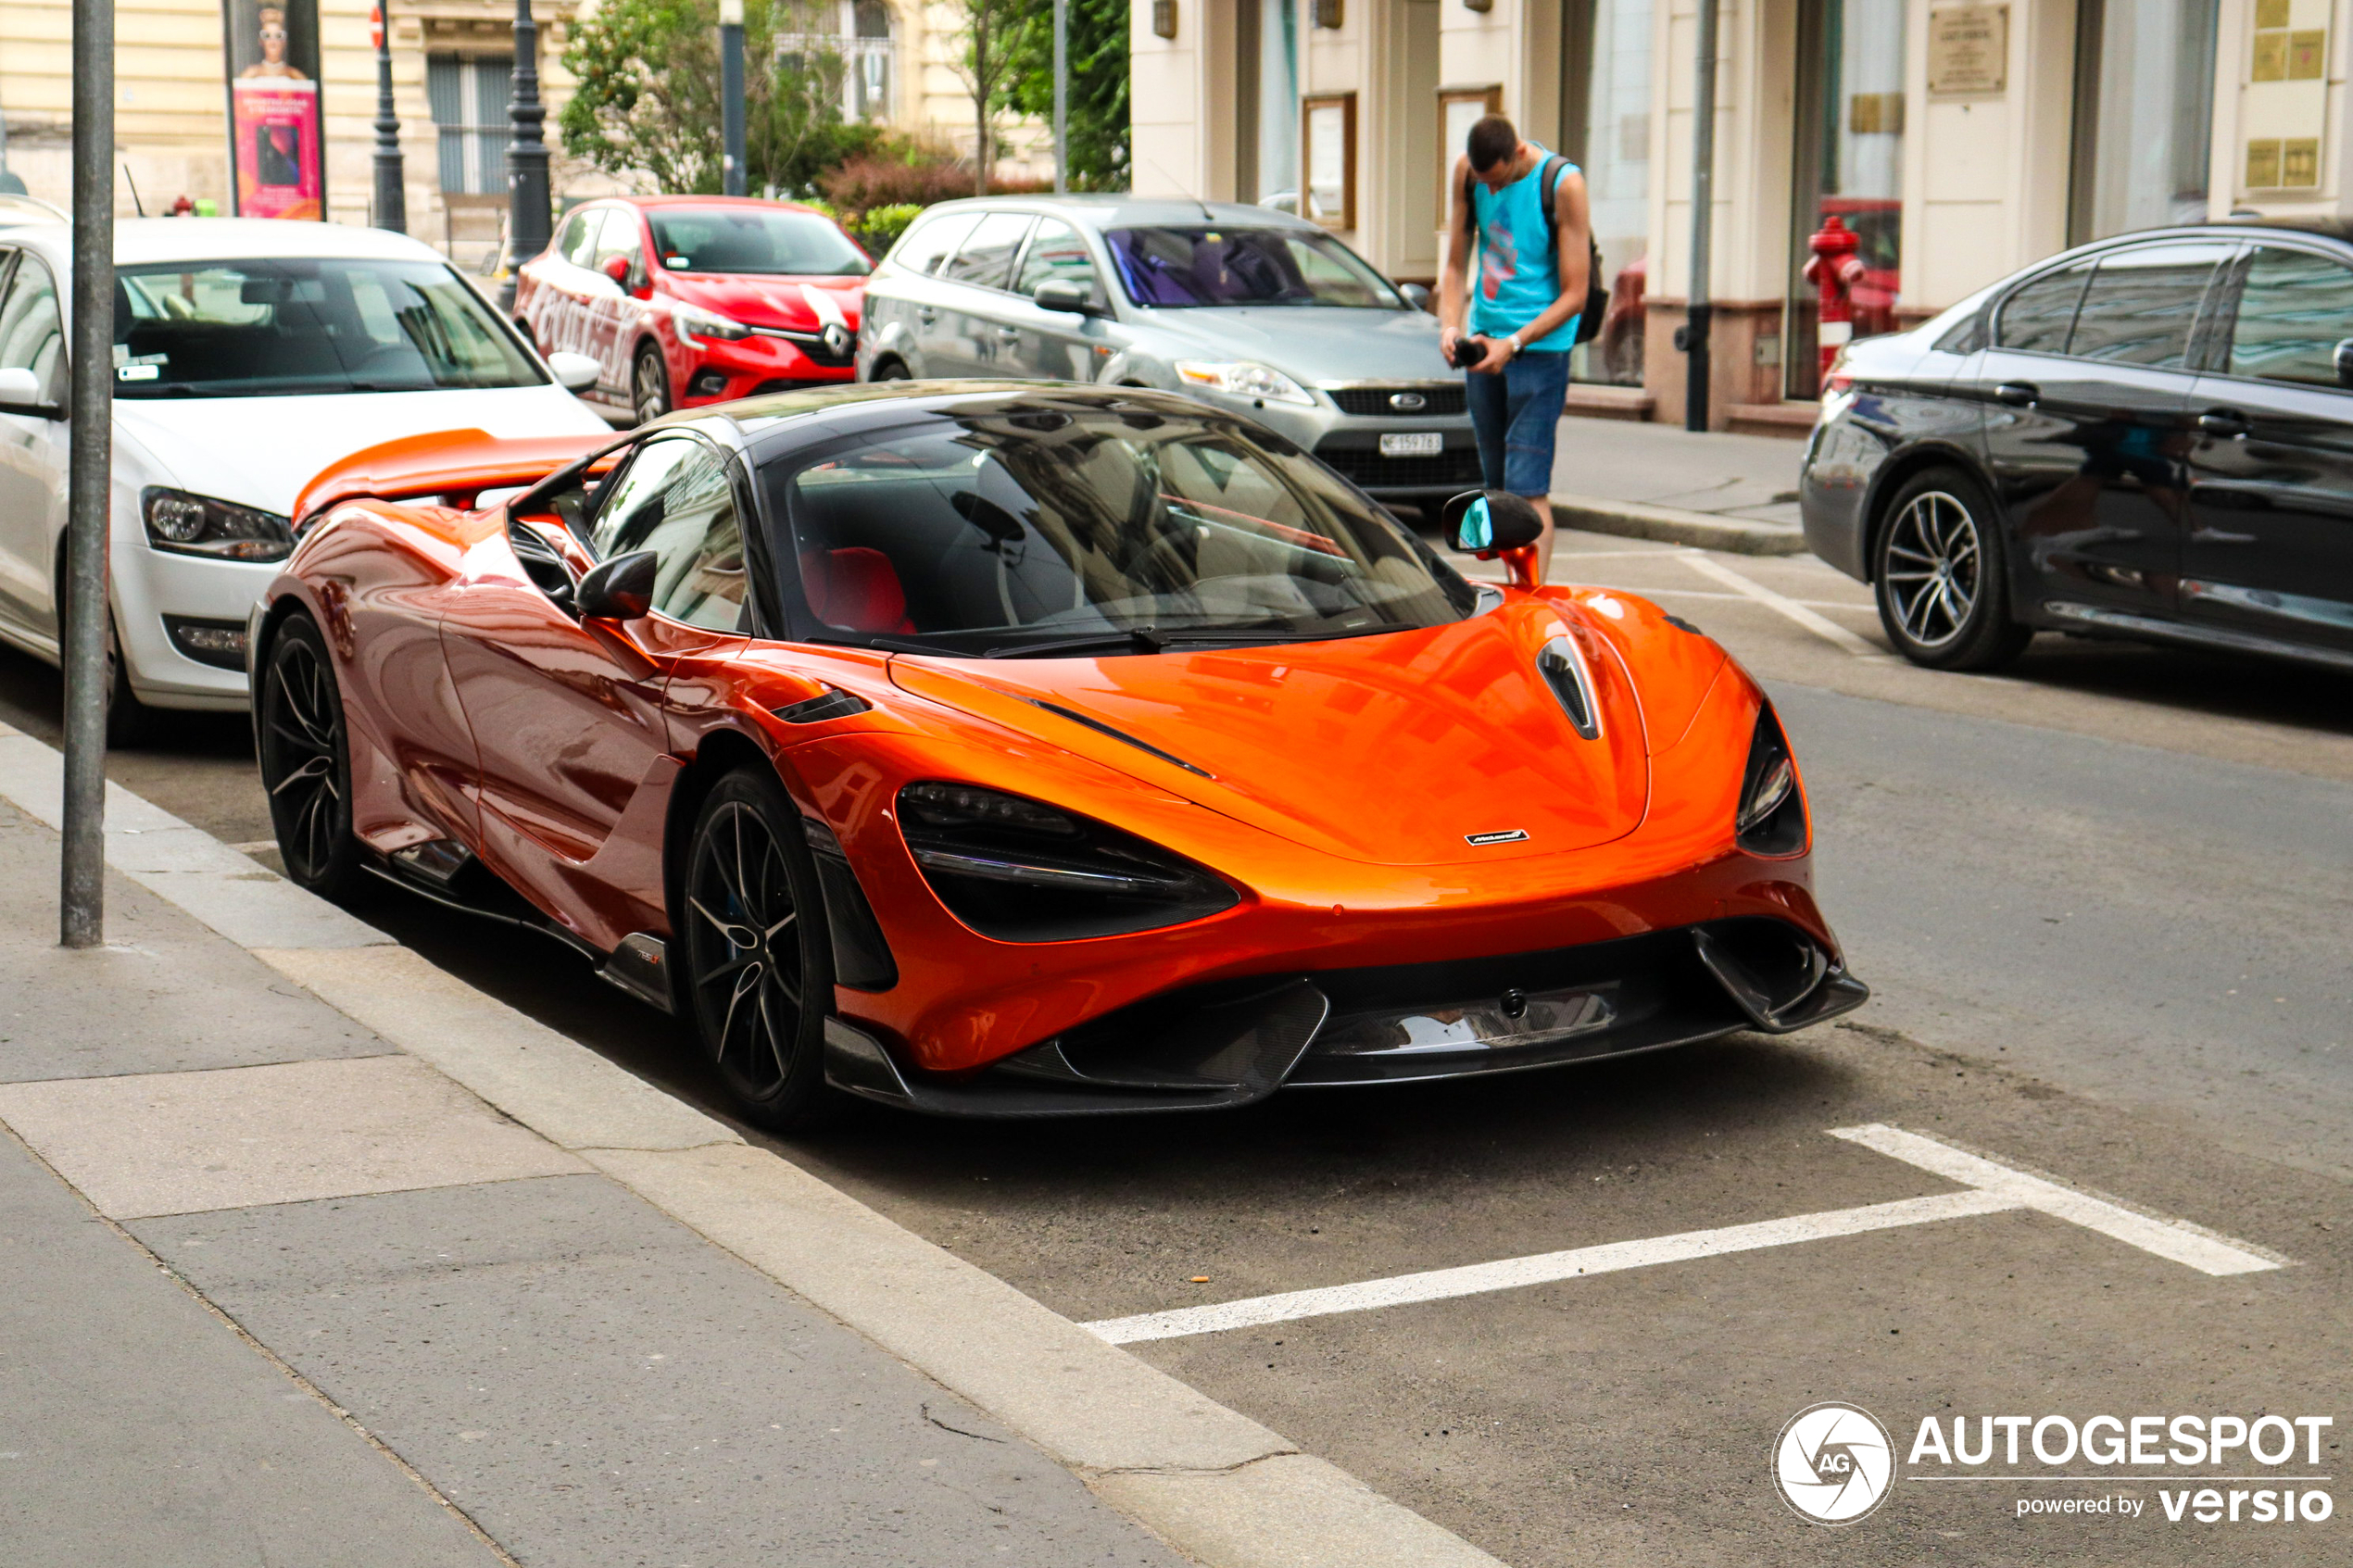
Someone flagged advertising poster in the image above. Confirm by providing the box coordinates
[220,0,324,219]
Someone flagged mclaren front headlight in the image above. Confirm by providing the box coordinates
[897,782,1239,942]
[1734,704,1806,856]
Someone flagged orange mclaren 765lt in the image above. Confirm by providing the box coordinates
[253,383,1866,1129]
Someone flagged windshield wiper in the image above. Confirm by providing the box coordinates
[983,629,1164,659]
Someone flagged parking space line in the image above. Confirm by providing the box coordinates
[1676,551,1889,659]
[1828,1124,2286,1276]
[1083,1124,2288,1346]
[1084,1189,2019,1345]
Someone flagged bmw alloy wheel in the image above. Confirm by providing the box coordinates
[1879,489,1981,651]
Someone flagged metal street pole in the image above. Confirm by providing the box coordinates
[500,0,551,312]
[1682,0,1718,433]
[719,0,746,197]
[371,5,407,232]
[1051,0,1067,194]
[62,0,114,947]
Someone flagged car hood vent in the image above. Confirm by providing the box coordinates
[1026,699,1214,778]
[1536,635,1603,740]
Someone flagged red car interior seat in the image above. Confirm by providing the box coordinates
[802,546,915,633]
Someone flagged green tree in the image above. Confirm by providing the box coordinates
[999,0,1129,191]
[560,0,880,196]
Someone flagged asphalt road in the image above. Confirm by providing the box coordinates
[6,531,2348,1566]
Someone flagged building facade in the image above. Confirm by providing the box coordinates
[0,0,1042,268]
[1132,0,2352,428]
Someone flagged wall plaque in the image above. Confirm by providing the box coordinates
[1928,6,2007,94]
[2282,137,2322,186]
[2289,29,2327,78]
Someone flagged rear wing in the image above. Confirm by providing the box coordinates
[292,428,629,530]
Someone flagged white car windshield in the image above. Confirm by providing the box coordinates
[111,257,544,398]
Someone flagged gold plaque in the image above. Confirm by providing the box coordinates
[2290,29,2327,77]
[2254,31,2289,81]
[2246,139,2283,188]
[2256,0,2289,28]
[1928,5,2009,94]
[2284,137,2322,187]
[1849,93,1906,133]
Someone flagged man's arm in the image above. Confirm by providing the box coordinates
[1470,166,1592,372]
[1437,156,1476,360]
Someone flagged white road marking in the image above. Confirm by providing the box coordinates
[1827,1123,2285,1276]
[1082,1124,2284,1345]
[1086,1189,2016,1345]
[1677,550,1889,658]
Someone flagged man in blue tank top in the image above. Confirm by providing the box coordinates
[1438,115,1592,583]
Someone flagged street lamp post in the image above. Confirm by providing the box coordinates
[62,0,113,947]
[719,0,746,197]
[500,0,551,312]
[371,4,406,232]
[1051,0,1067,195]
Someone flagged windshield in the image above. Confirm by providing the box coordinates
[1104,226,1402,309]
[768,400,1476,656]
[111,257,543,398]
[649,207,871,277]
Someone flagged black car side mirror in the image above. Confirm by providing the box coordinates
[1034,280,1100,317]
[2334,338,2353,389]
[575,549,658,621]
[1441,490,1546,556]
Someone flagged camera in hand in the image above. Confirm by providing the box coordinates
[1447,334,1492,370]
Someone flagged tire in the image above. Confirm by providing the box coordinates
[255,612,361,897]
[1870,467,2033,671]
[632,342,673,424]
[679,768,839,1132]
[101,613,157,749]
[867,358,910,383]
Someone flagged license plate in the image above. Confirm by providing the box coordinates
[1379,432,1444,458]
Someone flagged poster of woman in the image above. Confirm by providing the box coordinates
[221,0,324,219]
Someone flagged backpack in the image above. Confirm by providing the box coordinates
[1461,154,1607,347]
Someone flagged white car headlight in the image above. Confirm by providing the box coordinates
[669,299,750,347]
[1173,360,1316,408]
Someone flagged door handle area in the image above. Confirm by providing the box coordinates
[2196,408,2250,437]
[1994,382,2040,408]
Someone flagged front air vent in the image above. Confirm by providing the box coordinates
[773,686,872,724]
[1536,634,1603,740]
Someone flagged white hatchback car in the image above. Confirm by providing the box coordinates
[0,218,606,739]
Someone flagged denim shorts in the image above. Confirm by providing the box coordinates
[1466,349,1571,496]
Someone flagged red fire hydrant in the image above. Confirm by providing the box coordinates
[1803,215,1868,383]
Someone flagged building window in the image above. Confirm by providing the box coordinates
[427,54,514,195]
[1565,0,1653,387]
[2070,0,2218,241]
[1789,0,1906,397]
[778,1,896,124]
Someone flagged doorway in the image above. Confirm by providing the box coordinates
[2068,0,2218,243]
[1787,0,1906,397]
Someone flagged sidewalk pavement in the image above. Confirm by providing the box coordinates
[0,717,1506,1568]
[1548,416,1815,556]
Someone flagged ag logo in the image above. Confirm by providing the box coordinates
[1773,1401,1894,1524]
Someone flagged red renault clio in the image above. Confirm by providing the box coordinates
[518,195,869,425]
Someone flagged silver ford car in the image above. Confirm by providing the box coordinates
[855,196,1479,508]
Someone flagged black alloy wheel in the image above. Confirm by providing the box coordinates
[1871,468,2032,671]
[681,768,838,1131]
[256,612,359,895]
[633,343,673,425]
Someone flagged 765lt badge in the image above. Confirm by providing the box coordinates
[1465,829,1529,846]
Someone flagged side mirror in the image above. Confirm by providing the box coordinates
[1441,490,1546,556]
[1034,279,1099,316]
[600,254,632,288]
[0,365,58,417]
[2334,337,2353,389]
[1398,282,1432,312]
[547,350,599,393]
[575,548,658,621]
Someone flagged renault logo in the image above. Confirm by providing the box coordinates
[1389,392,1428,411]
[821,322,853,358]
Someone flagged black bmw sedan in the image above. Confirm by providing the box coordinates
[1801,221,2353,673]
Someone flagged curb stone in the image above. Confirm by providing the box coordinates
[1550,491,1810,556]
[0,718,1509,1568]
